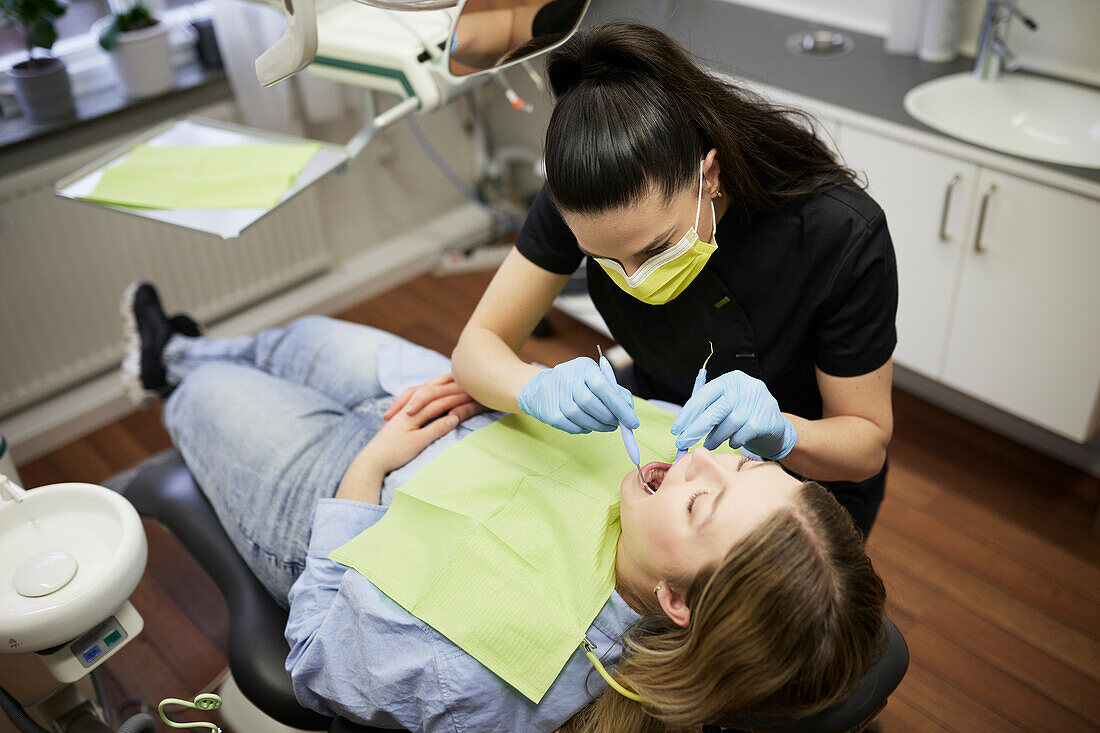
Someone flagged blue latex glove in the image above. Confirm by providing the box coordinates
[670,370,796,460]
[518,357,639,434]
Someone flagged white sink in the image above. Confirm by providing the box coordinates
[904,72,1100,169]
[0,481,147,652]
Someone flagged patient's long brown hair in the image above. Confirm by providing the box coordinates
[558,481,886,733]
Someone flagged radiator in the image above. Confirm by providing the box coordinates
[0,125,333,419]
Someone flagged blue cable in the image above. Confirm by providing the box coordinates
[404,115,522,233]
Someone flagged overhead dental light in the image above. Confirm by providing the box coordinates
[254,0,321,87]
[255,0,466,89]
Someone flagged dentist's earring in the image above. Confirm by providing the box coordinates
[714,190,723,199]
[654,584,661,595]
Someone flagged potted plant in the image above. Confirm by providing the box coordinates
[0,0,77,124]
[95,1,172,99]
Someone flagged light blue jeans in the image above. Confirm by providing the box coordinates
[161,316,423,605]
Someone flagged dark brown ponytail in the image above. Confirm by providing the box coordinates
[544,21,858,218]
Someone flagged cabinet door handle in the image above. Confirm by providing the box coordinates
[973,184,997,253]
[939,174,962,241]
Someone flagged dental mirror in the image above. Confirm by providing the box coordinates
[446,0,591,77]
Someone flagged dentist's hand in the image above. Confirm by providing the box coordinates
[518,357,639,434]
[670,371,796,460]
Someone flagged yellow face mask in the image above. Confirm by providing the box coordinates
[595,162,718,305]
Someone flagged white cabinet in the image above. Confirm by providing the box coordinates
[838,125,1100,442]
[839,126,978,379]
[941,169,1100,441]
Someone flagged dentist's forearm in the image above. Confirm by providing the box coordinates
[778,414,890,483]
[452,248,570,413]
[452,326,542,413]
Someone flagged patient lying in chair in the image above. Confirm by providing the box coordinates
[121,283,886,733]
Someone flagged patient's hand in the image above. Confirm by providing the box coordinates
[384,373,488,424]
[337,376,486,503]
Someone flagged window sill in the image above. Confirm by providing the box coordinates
[1,2,214,97]
[0,60,230,176]
[0,0,246,174]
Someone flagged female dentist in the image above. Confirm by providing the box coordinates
[447,21,898,536]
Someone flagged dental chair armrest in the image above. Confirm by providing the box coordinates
[121,449,389,733]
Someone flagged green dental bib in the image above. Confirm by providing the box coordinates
[329,400,698,703]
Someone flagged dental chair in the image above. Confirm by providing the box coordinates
[120,449,908,733]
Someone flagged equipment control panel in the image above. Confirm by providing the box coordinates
[39,600,144,683]
[71,617,128,667]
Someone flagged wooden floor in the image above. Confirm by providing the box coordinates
[15,271,1100,732]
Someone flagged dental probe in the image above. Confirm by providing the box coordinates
[675,341,714,462]
[597,346,654,493]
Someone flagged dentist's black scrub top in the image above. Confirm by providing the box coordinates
[515,183,898,535]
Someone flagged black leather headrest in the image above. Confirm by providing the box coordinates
[713,617,908,732]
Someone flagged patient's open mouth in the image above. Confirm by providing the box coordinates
[641,462,671,492]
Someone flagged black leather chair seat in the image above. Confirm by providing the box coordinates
[119,449,907,733]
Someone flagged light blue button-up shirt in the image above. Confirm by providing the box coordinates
[284,339,645,732]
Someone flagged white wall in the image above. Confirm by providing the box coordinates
[305,97,483,261]
[722,0,1100,87]
[719,0,888,35]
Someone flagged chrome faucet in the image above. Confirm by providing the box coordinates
[973,0,1038,81]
